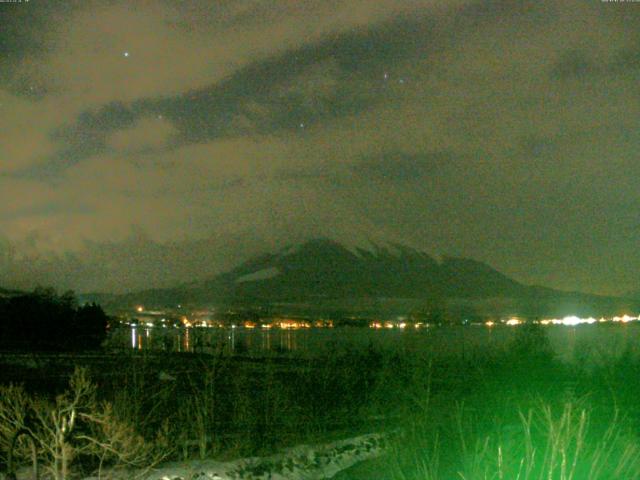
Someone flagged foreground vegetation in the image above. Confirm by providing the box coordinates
[0,289,108,351]
[2,324,640,478]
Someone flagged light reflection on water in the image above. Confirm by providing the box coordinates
[114,326,314,355]
[108,323,640,362]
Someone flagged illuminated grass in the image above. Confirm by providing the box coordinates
[383,397,640,480]
[457,403,640,480]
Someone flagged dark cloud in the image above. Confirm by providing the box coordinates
[518,135,558,160]
[0,202,94,221]
[612,44,640,71]
[0,1,84,97]
[0,4,49,75]
[550,49,599,80]
[350,151,453,182]
[23,14,438,177]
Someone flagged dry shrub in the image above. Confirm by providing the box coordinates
[0,368,167,480]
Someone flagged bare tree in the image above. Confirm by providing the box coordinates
[1,368,167,480]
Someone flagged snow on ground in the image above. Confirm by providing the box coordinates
[71,432,388,480]
[146,432,387,480]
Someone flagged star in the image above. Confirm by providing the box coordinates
[299,123,305,128]
[123,51,130,58]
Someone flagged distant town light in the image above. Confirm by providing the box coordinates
[537,315,633,326]
[561,316,581,327]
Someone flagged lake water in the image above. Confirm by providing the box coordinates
[106,323,640,364]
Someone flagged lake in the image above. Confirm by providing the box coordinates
[105,322,640,364]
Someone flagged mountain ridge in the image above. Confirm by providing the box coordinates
[81,238,636,317]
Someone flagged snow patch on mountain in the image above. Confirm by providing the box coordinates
[264,235,423,262]
[236,267,281,283]
[340,239,405,259]
[279,244,301,257]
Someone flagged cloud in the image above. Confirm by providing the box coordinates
[611,44,640,72]
[9,0,467,104]
[33,12,446,172]
[107,116,177,153]
[0,90,67,174]
[2,0,640,295]
[350,151,454,182]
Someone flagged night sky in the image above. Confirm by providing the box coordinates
[1,0,639,295]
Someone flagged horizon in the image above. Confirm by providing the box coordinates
[77,238,629,308]
[1,1,639,296]
[0,236,623,298]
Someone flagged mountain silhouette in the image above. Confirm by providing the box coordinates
[83,238,636,317]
